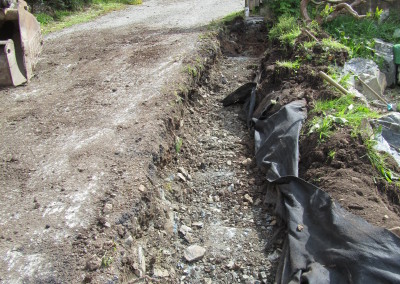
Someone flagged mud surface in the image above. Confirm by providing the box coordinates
[0,0,243,282]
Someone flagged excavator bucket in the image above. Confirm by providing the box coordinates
[0,0,42,87]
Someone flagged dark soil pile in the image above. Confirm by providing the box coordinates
[252,24,400,230]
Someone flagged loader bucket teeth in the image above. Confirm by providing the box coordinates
[0,39,27,86]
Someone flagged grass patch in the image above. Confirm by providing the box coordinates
[269,15,301,46]
[308,95,396,182]
[276,60,300,69]
[365,137,394,183]
[36,0,142,34]
[323,12,400,58]
[302,40,316,50]
[208,10,244,30]
[175,136,183,153]
[321,38,350,53]
[309,94,380,140]
[327,66,351,88]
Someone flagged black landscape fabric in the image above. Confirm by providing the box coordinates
[224,86,400,283]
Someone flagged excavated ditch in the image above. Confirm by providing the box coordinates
[96,16,400,283]
[139,18,282,283]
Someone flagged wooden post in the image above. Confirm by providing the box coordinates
[249,0,255,11]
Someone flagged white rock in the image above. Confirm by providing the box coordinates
[153,267,169,277]
[139,184,146,192]
[179,225,192,235]
[138,246,146,275]
[344,58,387,99]
[192,222,204,228]
[178,167,189,177]
[177,173,186,182]
[244,194,253,204]
[103,203,113,214]
[184,245,206,262]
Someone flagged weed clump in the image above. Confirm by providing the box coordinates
[269,15,301,46]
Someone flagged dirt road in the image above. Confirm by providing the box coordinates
[0,0,242,282]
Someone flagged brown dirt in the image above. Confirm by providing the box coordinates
[0,0,244,282]
[255,24,400,232]
[299,129,400,229]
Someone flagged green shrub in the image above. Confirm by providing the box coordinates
[323,12,400,58]
[267,0,299,17]
[269,15,301,46]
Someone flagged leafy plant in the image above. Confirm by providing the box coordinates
[320,4,334,19]
[276,60,300,70]
[328,149,336,160]
[268,0,300,16]
[321,38,350,53]
[269,15,301,46]
[365,137,393,183]
[187,65,198,78]
[323,12,400,59]
[327,67,351,88]
[175,136,183,153]
[309,94,380,140]
[101,253,113,267]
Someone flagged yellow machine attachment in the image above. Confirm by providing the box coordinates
[0,0,42,87]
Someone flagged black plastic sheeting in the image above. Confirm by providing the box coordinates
[224,84,400,283]
[254,100,306,182]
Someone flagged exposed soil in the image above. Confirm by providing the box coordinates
[0,0,244,282]
[1,3,400,283]
[252,25,400,232]
[300,129,400,229]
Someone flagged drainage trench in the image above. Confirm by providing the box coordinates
[151,18,282,283]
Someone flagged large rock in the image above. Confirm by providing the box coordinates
[393,29,400,39]
[343,58,387,101]
[184,244,206,262]
[374,39,396,87]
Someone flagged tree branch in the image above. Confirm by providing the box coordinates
[326,0,367,22]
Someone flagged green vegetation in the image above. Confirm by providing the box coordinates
[321,38,349,53]
[221,10,244,23]
[185,58,205,79]
[268,0,299,17]
[208,10,244,30]
[101,253,113,267]
[175,136,183,153]
[365,137,394,183]
[324,12,400,58]
[276,60,300,70]
[34,0,142,34]
[327,67,351,88]
[308,95,397,182]
[328,149,336,160]
[309,94,380,140]
[266,3,399,184]
[269,15,301,46]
